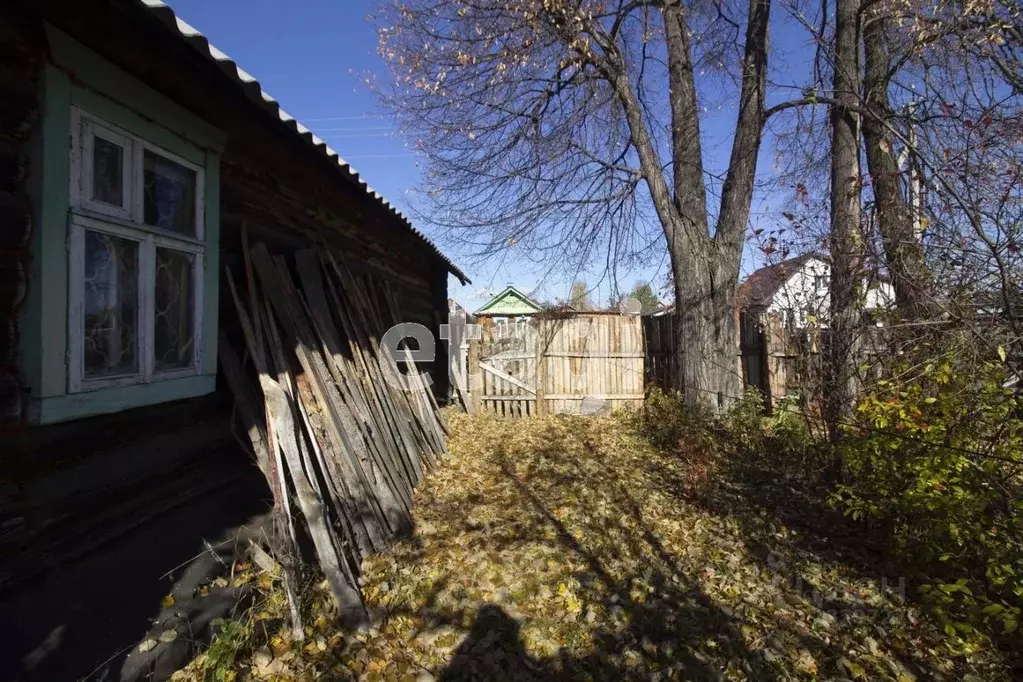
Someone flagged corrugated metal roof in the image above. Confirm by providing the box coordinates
[137,0,469,284]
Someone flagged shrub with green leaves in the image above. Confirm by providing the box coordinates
[831,348,1023,643]
[639,387,716,453]
[765,395,812,457]
[724,387,767,450]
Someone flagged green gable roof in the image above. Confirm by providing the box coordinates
[474,286,544,316]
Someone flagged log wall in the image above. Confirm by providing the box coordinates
[0,4,42,429]
[0,393,258,594]
[0,0,456,596]
[218,157,451,402]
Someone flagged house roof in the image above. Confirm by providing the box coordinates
[137,0,469,285]
[474,286,544,316]
[739,253,822,309]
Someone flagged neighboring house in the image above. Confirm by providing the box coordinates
[0,2,465,676]
[647,302,674,317]
[474,285,544,320]
[737,254,893,405]
[740,253,893,327]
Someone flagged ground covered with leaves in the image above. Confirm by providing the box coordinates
[175,411,1012,681]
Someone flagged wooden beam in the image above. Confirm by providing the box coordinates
[479,361,535,394]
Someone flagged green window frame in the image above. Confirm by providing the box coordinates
[22,27,225,424]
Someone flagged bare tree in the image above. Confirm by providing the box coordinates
[824,0,866,438]
[868,0,1023,344]
[377,0,772,408]
[861,6,936,320]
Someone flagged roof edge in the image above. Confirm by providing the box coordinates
[137,0,470,285]
[473,285,544,315]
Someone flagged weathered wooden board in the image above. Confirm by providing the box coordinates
[216,238,447,623]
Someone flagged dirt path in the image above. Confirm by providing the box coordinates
[177,413,1009,681]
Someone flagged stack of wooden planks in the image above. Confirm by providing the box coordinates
[219,237,447,631]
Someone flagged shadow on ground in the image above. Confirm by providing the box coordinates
[631,424,1018,680]
[361,414,993,681]
[0,460,270,682]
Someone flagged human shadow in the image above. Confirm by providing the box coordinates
[439,605,544,681]
[393,420,781,681]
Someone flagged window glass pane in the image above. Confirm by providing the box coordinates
[84,231,138,377]
[92,136,124,207]
[154,248,195,371]
[144,150,197,235]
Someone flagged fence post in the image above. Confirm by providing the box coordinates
[467,335,482,415]
[534,319,547,417]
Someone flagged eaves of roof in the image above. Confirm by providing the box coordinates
[137,0,470,284]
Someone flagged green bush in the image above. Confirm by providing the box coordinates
[765,395,813,457]
[639,387,716,453]
[831,349,1023,644]
[724,387,767,450]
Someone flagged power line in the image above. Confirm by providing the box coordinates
[342,153,419,159]
[300,114,386,122]
[322,133,394,140]
[315,126,395,132]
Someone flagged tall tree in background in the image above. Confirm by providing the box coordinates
[611,281,661,314]
[568,280,594,311]
[825,0,865,439]
[378,0,772,408]
[861,5,936,321]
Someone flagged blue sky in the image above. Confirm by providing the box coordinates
[167,0,808,311]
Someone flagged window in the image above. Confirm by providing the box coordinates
[68,109,205,392]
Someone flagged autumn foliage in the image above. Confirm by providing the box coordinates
[175,408,1016,680]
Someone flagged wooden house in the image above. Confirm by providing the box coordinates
[473,285,544,320]
[0,1,465,676]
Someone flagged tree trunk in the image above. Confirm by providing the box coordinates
[660,0,767,409]
[826,0,864,441]
[862,14,935,320]
[598,0,768,411]
[671,240,742,408]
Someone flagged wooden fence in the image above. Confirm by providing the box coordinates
[467,313,646,416]
[642,315,677,390]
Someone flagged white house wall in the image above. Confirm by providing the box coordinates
[765,257,894,327]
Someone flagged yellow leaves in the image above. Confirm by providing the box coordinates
[270,633,289,657]
[795,648,819,675]
[563,594,583,614]
[302,635,328,656]
[168,412,1013,681]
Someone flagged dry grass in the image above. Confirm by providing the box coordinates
[173,411,1010,681]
